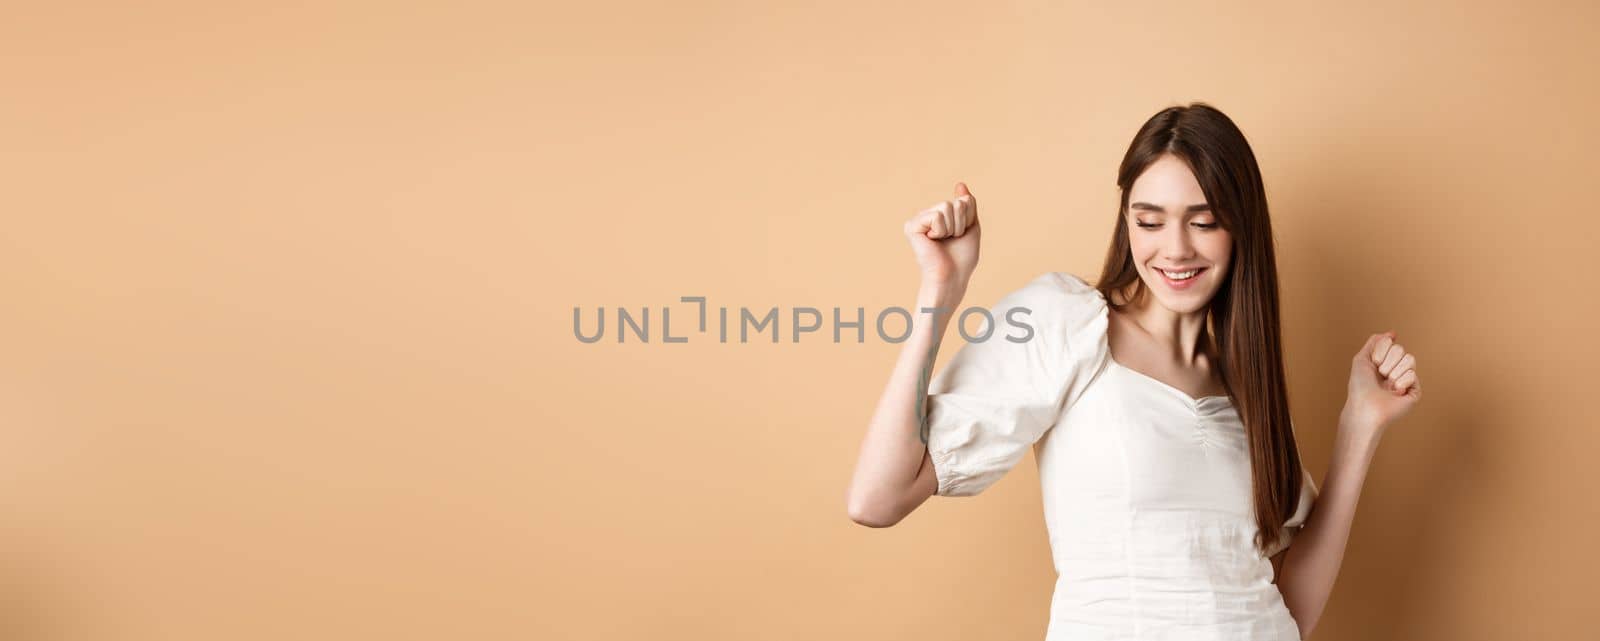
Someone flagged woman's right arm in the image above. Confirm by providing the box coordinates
[845,182,980,528]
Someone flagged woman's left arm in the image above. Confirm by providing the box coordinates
[1277,331,1422,638]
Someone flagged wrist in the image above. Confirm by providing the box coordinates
[917,279,967,306]
[1338,405,1386,444]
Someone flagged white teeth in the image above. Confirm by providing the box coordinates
[1160,268,1200,280]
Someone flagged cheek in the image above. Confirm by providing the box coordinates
[1204,236,1233,263]
[1127,234,1157,259]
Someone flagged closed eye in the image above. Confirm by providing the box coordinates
[1135,222,1219,230]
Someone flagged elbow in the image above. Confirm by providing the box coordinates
[1296,617,1317,641]
[1278,581,1320,639]
[1290,602,1320,641]
[846,489,908,528]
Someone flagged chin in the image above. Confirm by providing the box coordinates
[1165,297,1212,314]
[1142,276,1218,313]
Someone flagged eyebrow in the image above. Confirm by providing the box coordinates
[1129,201,1211,213]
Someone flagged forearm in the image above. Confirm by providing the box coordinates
[1278,412,1385,637]
[846,280,965,526]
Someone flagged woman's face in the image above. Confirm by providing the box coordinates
[1125,153,1233,315]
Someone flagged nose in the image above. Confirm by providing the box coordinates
[1162,226,1196,261]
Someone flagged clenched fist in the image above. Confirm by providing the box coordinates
[1342,331,1422,434]
[904,182,980,287]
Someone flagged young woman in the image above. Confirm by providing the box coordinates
[846,102,1422,640]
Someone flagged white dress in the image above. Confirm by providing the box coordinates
[926,271,1317,641]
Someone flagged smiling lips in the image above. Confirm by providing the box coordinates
[1156,266,1206,289]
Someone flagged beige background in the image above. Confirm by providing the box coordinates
[2,1,1597,639]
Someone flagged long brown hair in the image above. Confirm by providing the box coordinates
[1094,102,1304,556]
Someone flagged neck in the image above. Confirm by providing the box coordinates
[1124,287,1213,366]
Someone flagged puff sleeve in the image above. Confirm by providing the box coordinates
[925,272,1110,497]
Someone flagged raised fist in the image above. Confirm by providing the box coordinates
[903,182,981,287]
